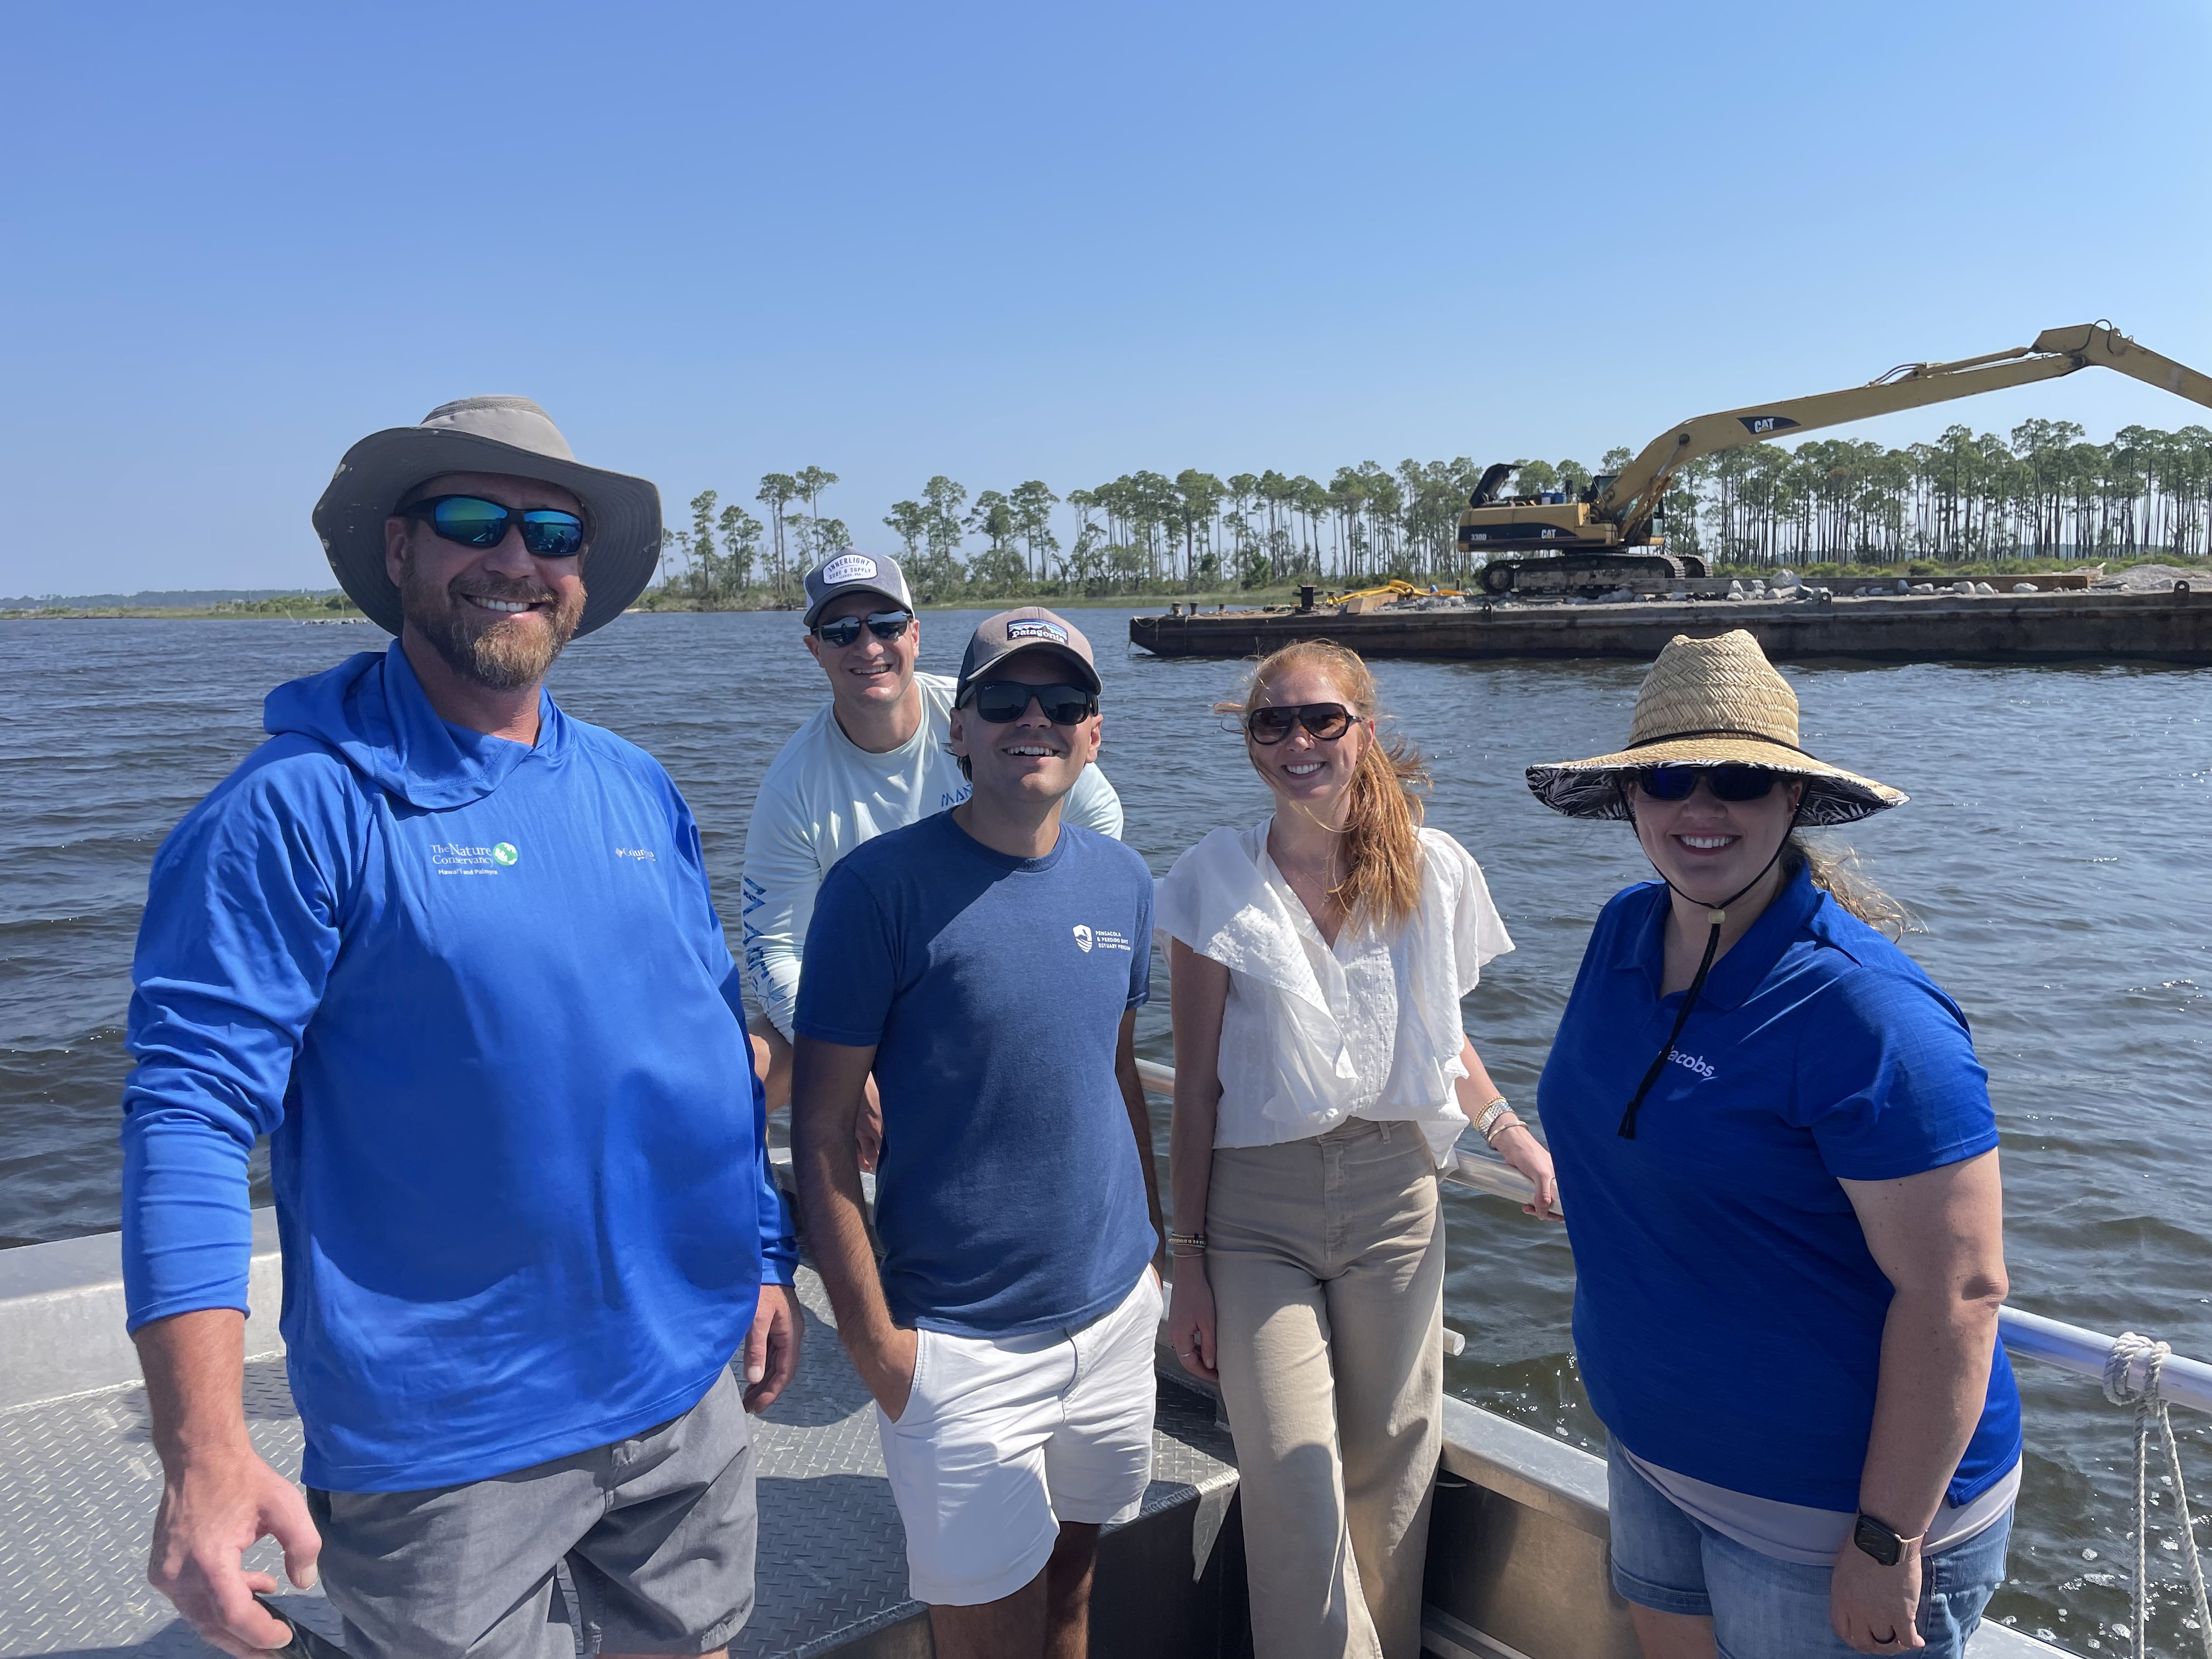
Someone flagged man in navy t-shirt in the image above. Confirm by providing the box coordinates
[794,607,1163,1659]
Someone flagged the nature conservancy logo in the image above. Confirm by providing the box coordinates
[428,840,518,877]
[1074,923,1133,953]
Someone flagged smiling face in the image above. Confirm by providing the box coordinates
[1245,662,1372,822]
[947,649,1101,812]
[803,590,918,714]
[1630,769,1807,905]
[383,471,588,691]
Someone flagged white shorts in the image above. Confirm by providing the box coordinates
[878,1269,1163,1605]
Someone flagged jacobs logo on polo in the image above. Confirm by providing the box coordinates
[1667,1048,1716,1080]
[492,842,519,867]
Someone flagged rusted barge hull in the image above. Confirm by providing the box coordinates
[1128,588,2212,665]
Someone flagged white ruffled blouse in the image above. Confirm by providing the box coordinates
[1153,820,1513,1166]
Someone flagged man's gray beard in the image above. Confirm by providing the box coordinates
[400,561,586,691]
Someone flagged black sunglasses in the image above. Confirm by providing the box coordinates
[1635,764,1782,803]
[962,680,1098,725]
[1245,702,1357,745]
[400,495,585,558]
[812,610,912,647]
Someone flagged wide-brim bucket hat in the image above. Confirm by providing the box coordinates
[311,396,662,637]
[1525,629,1906,826]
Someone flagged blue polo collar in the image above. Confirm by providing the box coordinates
[1632,862,1826,1014]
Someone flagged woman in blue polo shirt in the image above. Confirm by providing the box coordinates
[1528,630,2018,1659]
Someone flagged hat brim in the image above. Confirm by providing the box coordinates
[1525,734,1906,826]
[311,427,662,637]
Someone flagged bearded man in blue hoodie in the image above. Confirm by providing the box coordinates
[120,397,800,1659]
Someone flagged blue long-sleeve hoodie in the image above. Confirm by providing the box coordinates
[122,641,797,1493]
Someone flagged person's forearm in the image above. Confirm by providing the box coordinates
[1858,1288,2002,1534]
[1452,1039,1505,1116]
[1114,1029,1166,1252]
[134,1309,252,1470]
[1168,1086,1217,1247]
[793,1098,899,1362]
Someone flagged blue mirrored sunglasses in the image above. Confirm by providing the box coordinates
[401,495,585,558]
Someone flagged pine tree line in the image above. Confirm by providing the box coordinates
[647,419,2212,606]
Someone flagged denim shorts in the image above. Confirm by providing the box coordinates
[1606,1440,2011,1659]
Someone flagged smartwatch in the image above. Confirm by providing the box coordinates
[1852,1511,1921,1567]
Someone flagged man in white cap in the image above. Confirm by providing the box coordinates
[740,551,1124,1141]
[793,607,1162,1659]
[121,397,800,1659]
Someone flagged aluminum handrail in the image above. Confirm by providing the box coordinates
[1132,1058,2212,1415]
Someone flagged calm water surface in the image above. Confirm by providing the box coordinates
[3,612,2207,1654]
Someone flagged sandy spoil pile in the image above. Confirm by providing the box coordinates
[2094,563,2207,592]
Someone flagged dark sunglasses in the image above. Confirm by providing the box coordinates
[1634,764,1782,803]
[962,680,1098,725]
[812,610,912,647]
[1245,702,1357,745]
[400,495,586,558]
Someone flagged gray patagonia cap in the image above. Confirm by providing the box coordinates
[957,607,1101,701]
[803,549,915,627]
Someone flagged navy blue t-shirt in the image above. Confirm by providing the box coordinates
[1538,865,2020,1513]
[795,809,1156,1337]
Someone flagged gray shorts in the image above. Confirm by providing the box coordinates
[306,1368,755,1659]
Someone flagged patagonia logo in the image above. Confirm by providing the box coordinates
[821,553,878,584]
[1075,924,1133,953]
[1006,619,1068,642]
[1668,1049,1716,1080]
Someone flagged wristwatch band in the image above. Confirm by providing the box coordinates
[1851,1511,1923,1567]
[1474,1098,1513,1141]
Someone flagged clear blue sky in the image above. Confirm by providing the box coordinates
[4,0,2208,594]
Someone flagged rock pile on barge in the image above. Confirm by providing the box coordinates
[1128,573,2212,665]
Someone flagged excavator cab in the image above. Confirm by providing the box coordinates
[1459,462,1700,597]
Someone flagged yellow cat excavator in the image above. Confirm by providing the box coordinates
[1463,322,2212,597]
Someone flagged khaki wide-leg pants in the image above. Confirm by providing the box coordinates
[1206,1118,1444,1659]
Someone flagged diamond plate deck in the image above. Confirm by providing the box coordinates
[0,1270,1237,1658]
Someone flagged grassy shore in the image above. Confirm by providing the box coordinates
[12,556,2202,622]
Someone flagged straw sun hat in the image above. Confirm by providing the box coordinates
[1525,630,1906,826]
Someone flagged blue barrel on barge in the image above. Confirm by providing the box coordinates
[1128,585,2212,665]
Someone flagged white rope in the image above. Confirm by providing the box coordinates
[2102,1331,2212,1659]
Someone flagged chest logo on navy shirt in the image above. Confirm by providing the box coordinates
[1668,1048,1716,1080]
[1074,923,1132,953]
[430,840,517,876]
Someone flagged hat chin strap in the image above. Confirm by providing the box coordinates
[1616,803,1801,1141]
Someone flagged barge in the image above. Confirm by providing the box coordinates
[1128,584,2212,666]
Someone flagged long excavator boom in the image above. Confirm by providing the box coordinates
[1595,323,2212,544]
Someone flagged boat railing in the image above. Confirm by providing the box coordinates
[1132,1058,2212,1415]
